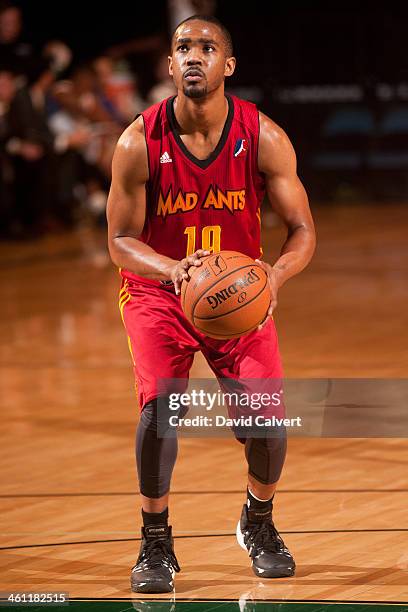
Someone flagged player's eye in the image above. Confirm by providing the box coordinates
[177,44,188,52]
[203,45,215,52]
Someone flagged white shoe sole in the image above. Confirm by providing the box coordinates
[236,519,247,552]
[236,519,295,578]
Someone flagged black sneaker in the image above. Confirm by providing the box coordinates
[236,504,295,578]
[130,524,180,593]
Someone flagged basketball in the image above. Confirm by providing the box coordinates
[180,251,271,339]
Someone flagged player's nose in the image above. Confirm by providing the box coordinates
[186,52,203,65]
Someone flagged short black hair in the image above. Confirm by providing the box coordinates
[172,14,233,57]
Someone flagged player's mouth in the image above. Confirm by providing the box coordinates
[183,69,205,82]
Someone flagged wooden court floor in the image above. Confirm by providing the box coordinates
[0,204,407,604]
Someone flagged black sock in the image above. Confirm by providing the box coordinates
[246,488,273,520]
[142,507,169,527]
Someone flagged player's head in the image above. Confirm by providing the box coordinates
[169,15,236,99]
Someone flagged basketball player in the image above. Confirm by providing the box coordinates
[107,15,315,593]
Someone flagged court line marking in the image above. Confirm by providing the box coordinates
[1,489,408,498]
[0,530,233,536]
[1,529,408,551]
[15,597,407,605]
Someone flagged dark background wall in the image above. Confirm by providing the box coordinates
[11,1,408,202]
[17,2,408,84]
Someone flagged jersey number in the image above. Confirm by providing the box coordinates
[184,225,221,256]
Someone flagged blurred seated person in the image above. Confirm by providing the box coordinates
[43,39,72,78]
[53,64,122,177]
[93,56,146,124]
[0,65,17,237]
[0,1,35,83]
[4,58,99,234]
[48,94,109,227]
[147,52,176,105]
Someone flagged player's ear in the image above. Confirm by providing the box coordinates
[168,56,173,76]
[224,56,236,78]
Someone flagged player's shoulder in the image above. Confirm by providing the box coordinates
[259,111,292,150]
[113,116,149,182]
[258,111,296,174]
[116,96,168,149]
[117,115,145,150]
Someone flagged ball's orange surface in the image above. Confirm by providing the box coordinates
[180,250,271,339]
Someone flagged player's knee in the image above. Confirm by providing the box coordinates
[136,398,186,499]
[244,429,287,484]
[140,398,188,433]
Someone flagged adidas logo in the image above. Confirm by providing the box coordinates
[160,151,172,164]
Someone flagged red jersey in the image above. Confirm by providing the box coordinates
[121,94,265,285]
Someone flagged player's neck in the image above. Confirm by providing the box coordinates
[173,88,228,135]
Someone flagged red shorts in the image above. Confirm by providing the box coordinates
[120,277,283,411]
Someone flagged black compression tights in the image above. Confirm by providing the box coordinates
[135,399,181,499]
[243,432,287,485]
[136,399,287,498]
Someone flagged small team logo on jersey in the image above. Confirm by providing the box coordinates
[233,138,248,158]
[160,151,172,164]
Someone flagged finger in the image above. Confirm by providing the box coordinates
[258,312,273,330]
[174,269,189,292]
[176,270,189,291]
[186,255,203,268]
[256,260,270,278]
[174,279,181,295]
[195,249,210,257]
[257,311,269,330]
[268,300,277,316]
[180,259,190,269]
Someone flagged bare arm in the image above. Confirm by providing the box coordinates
[257,112,316,313]
[107,117,208,291]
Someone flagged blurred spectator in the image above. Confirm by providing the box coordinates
[167,0,216,33]
[105,34,163,61]
[52,64,122,175]
[43,40,72,77]
[147,52,176,105]
[48,63,128,224]
[0,66,17,236]
[69,64,116,123]
[0,1,34,81]
[4,58,64,235]
[47,90,109,227]
[93,56,146,123]
[104,34,166,103]
[2,56,111,236]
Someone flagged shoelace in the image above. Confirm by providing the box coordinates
[244,520,284,557]
[139,538,180,572]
